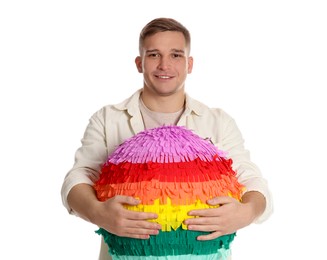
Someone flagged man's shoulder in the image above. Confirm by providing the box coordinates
[90,89,141,120]
[185,94,229,118]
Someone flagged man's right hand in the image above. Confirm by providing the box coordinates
[92,195,161,239]
[67,184,161,239]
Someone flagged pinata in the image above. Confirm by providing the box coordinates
[94,125,245,259]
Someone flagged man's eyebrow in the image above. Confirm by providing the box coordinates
[145,48,185,54]
[146,49,159,53]
[171,49,185,53]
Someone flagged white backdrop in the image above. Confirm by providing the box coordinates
[1,1,326,259]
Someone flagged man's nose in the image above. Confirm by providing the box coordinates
[157,56,171,70]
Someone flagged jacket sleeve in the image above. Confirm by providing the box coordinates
[217,110,273,223]
[61,108,108,214]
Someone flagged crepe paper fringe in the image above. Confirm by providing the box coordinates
[96,227,235,257]
[108,126,227,164]
[95,178,243,206]
[109,248,231,260]
[100,157,235,184]
[95,177,244,205]
[94,158,245,205]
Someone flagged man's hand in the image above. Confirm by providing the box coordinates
[92,195,161,239]
[67,184,161,240]
[184,192,265,240]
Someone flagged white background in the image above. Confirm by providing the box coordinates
[1,0,326,259]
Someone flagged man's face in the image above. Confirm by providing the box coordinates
[135,31,193,97]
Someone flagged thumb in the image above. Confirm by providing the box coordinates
[114,195,141,206]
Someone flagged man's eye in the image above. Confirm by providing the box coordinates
[149,53,159,57]
[172,54,182,58]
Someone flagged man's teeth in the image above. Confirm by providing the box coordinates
[158,76,170,79]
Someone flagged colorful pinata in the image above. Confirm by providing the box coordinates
[94,125,244,260]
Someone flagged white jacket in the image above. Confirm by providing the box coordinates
[61,89,273,259]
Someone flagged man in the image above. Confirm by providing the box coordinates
[61,17,273,259]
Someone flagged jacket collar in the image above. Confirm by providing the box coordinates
[184,93,205,117]
[114,89,205,115]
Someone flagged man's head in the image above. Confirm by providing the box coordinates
[139,18,191,55]
[135,18,193,103]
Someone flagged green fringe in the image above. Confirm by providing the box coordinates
[95,227,235,257]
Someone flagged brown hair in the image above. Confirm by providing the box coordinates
[139,18,191,54]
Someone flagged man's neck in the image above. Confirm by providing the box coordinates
[141,89,185,113]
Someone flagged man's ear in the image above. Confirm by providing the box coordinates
[135,56,143,73]
[187,56,194,74]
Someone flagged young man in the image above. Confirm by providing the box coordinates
[61,17,273,259]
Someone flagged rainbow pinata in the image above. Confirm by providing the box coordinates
[94,125,244,260]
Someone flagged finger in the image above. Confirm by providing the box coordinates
[115,231,154,240]
[187,223,218,232]
[124,234,151,239]
[126,217,161,230]
[118,222,160,239]
[109,220,161,238]
[196,231,223,241]
[125,209,159,221]
[187,208,220,217]
[125,225,161,236]
[117,196,160,220]
[114,195,141,205]
[207,196,235,206]
[185,215,219,227]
